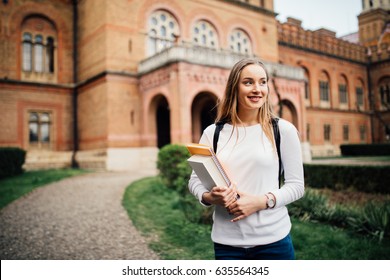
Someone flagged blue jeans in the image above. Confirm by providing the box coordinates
[214,234,295,260]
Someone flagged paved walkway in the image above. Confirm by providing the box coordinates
[0,170,160,260]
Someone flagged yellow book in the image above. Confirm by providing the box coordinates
[186,143,231,189]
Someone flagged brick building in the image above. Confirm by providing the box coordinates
[0,0,389,170]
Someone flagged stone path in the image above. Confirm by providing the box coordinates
[0,170,160,260]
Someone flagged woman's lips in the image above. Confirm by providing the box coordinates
[248,96,261,102]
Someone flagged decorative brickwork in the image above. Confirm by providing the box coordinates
[278,19,367,63]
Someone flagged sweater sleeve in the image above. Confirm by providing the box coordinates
[271,120,305,207]
[188,125,215,207]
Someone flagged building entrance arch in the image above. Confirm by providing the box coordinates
[281,99,298,129]
[149,94,171,148]
[191,92,218,142]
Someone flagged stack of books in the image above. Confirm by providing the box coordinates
[186,143,231,190]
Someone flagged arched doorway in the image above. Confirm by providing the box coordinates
[149,94,171,148]
[281,100,298,129]
[191,92,218,142]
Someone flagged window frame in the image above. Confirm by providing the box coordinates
[28,111,52,150]
[147,10,180,56]
[22,32,33,72]
[191,20,219,49]
[356,86,364,109]
[319,80,330,102]
[324,124,331,142]
[342,124,349,142]
[338,83,348,104]
[229,28,252,55]
[34,34,44,73]
[21,31,56,75]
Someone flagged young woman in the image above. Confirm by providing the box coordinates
[188,58,305,260]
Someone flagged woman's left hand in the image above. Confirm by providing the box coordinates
[227,191,266,222]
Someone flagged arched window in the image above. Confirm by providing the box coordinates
[338,74,348,108]
[34,35,44,73]
[192,20,219,49]
[22,32,56,74]
[355,79,365,110]
[301,66,310,103]
[22,33,32,71]
[21,16,57,79]
[46,37,55,73]
[147,10,180,56]
[229,28,252,54]
[319,70,331,108]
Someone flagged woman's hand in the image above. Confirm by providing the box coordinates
[202,185,238,208]
[227,191,267,222]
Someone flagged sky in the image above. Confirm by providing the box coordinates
[274,0,363,37]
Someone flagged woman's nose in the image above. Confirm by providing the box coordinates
[253,83,261,92]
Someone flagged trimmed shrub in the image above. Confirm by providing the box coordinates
[157,144,191,193]
[340,144,390,156]
[173,161,193,196]
[0,147,26,179]
[303,164,390,194]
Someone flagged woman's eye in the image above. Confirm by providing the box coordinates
[244,81,253,85]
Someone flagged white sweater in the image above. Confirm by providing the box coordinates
[188,119,305,247]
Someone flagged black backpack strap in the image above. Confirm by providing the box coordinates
[213,122,225,153]
[271,118,282,188]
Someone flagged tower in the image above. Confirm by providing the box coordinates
[358,0,390,47]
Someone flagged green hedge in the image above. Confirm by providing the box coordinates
[0,147,26,179]
[157,144,191,194]
[304,164,390,194]
[340,144,390,156]
[157,144,213,224]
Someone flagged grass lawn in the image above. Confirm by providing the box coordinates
[123,176,390,260]
[0,168,89,210]
[123,176,214,259]
[291,219,389,259]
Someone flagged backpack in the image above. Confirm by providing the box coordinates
[212,118,282,188]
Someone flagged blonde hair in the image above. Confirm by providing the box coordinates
[215,58,276,146]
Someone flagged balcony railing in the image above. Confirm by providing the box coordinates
[138,45,305,81]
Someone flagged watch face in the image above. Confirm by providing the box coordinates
[268,198,275,208]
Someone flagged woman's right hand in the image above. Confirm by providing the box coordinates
[202,185,238,207]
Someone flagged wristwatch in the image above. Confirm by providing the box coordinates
[265,193,275,209]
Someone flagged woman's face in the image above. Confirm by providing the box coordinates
[237,64,269,114]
